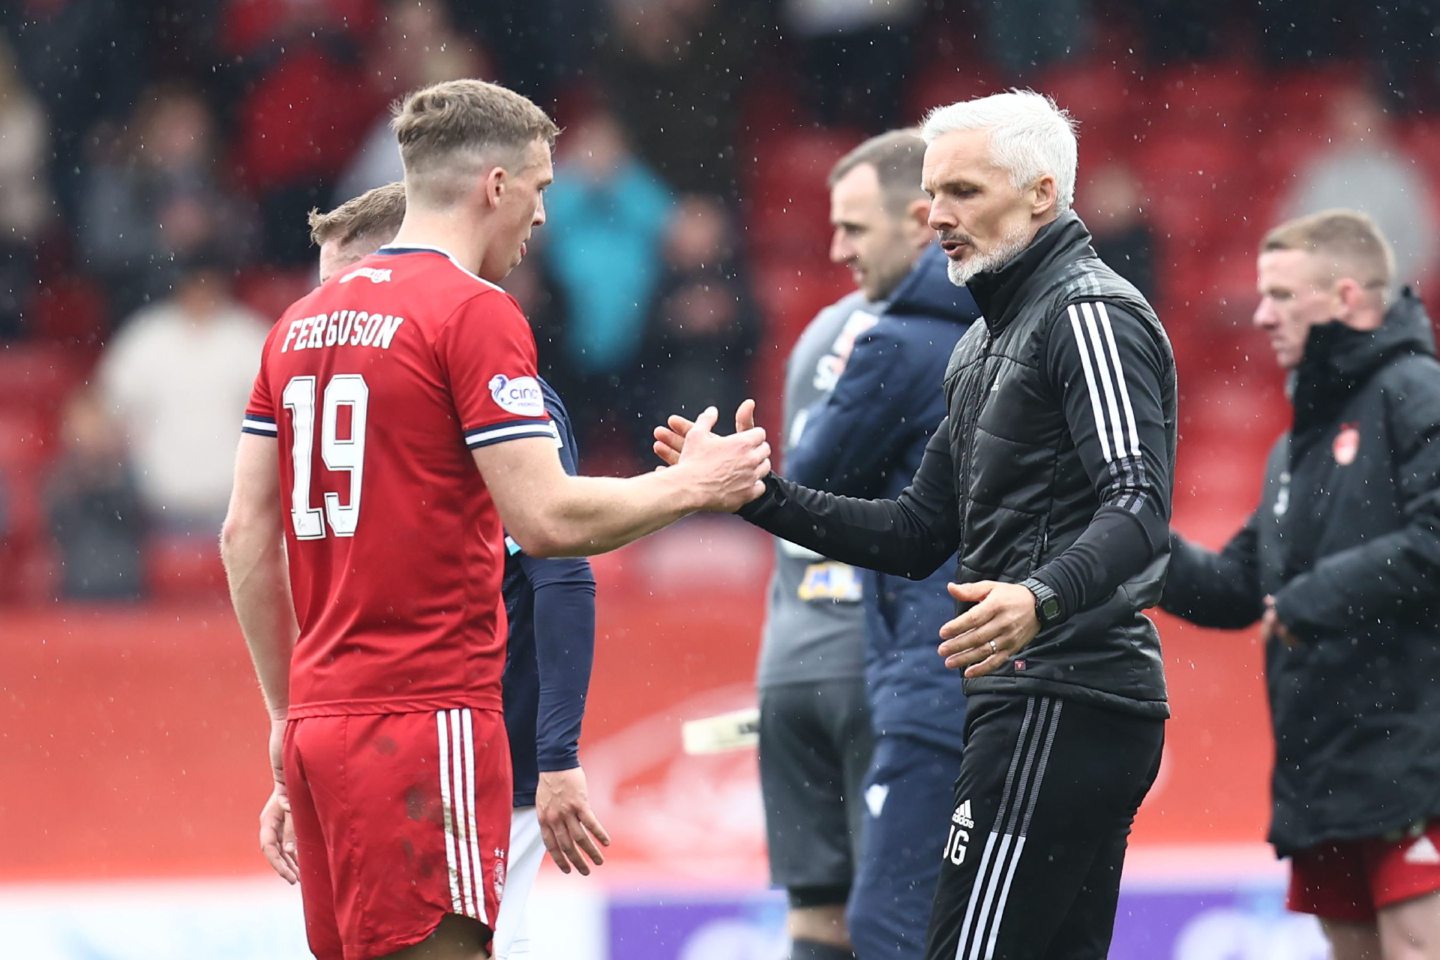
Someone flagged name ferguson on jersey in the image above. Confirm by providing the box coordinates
[280,310,406,353]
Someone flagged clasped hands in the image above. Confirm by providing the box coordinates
[653,399,770,511]
[653,403,1038,680]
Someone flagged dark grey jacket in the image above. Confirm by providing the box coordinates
[1163,290,1440,855]
[740,212,1176,718]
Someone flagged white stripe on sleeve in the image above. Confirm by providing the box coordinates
[1067,305,1113,462]
[1079,303,1129,463]
[1096,303,1141,457]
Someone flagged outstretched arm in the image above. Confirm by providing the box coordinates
[479,405,770,557]
[1160,519,1265,629]
[656,408,960,580]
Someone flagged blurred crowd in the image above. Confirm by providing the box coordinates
[1,0,1439,602]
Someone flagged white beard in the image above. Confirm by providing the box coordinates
[946,224,1033,286]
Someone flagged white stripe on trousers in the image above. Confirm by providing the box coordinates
[437,708,489,924]
[955,697,1064,960]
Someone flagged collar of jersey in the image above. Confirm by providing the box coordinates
[375,244,504,291]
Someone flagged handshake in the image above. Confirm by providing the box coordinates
[651,398,771,513]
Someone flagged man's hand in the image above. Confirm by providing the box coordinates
[260,783,299,884]
[260,717,298,883]
[937,581,1041,678]
[658,401,770,511]
[1262,595,1299,649]
[653,399,758,468]
[536,767,610,877]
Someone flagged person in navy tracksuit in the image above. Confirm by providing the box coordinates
[788,241,979,959]
[494,377,601,960]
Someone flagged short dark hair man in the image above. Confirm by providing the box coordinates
[657,89,1177,959]
[758,128,979,960]
[1161,209,1440,960]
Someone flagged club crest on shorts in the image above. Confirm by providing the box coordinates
[488,374,545,417]
[493,846,507,902]
[1333,422,1360,466]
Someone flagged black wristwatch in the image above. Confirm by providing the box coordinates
[1020,577,1063,628]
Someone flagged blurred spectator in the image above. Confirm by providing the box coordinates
[78,84,255,321]
[1115,0,1220,65]
[1255,0,1349,69]
[782,0,921,129]
[1082,161,1156,302]
[45,388,146,601]
[977,0,1090,78]
[502,245,572,387]
[599,0,754,197]
[642,195,759,445]
[453,0,600,105]
[221,0,383,263]
[0,36,51,339]
[332,0,490,206]
[1368,1,1440,113]
[540,109,672,455]
[4,0,143,220]
[95,250,268,538]
[1278,84,1438,286]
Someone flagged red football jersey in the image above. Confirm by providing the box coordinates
[243,246,555,718]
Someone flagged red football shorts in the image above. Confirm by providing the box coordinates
[1287,820,1440,922]
[284,708,512,960]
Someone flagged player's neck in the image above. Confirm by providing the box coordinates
[389,211,488,276]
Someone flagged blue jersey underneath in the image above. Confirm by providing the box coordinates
[500,379,597,808]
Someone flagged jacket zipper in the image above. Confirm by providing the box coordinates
[956,331,995,545]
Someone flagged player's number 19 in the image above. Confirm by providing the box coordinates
[282,374,369,539]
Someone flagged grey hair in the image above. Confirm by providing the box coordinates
[920,90,1078,212]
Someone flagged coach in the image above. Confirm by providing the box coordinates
[657,89,1176,959]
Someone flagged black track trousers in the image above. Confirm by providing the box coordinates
[923,694,1164,960]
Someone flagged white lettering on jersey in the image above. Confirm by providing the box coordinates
[280,311,406,353]
[338,267,393,284]
[813,308,879,392]
[487,375,545,417]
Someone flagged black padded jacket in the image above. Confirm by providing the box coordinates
[1163,290,1440,855]
[740,212,1177,718]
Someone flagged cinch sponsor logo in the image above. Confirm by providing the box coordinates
[338,267,392,284]
[487,374,545,416]
[280,310,406,353]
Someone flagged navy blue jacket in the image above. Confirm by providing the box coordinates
[787,245,979,750]
[501,379,597,808]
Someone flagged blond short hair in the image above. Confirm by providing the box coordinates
[391,79,558,205]
[1263,209,1396,300]
[308,181,407,248]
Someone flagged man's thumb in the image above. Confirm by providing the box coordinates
[947,580,991,603]
[735,398,757,433]
[693,406,719,434]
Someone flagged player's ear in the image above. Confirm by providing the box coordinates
[484,166,507,208]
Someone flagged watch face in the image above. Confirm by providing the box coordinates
[1041,598,1060,621]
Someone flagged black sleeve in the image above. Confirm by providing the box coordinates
[1273,359,1440,635]
[1029,302,1173,621]
[739,419,960,580]
[520,385,597,771]
[1159,522,1265,628]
